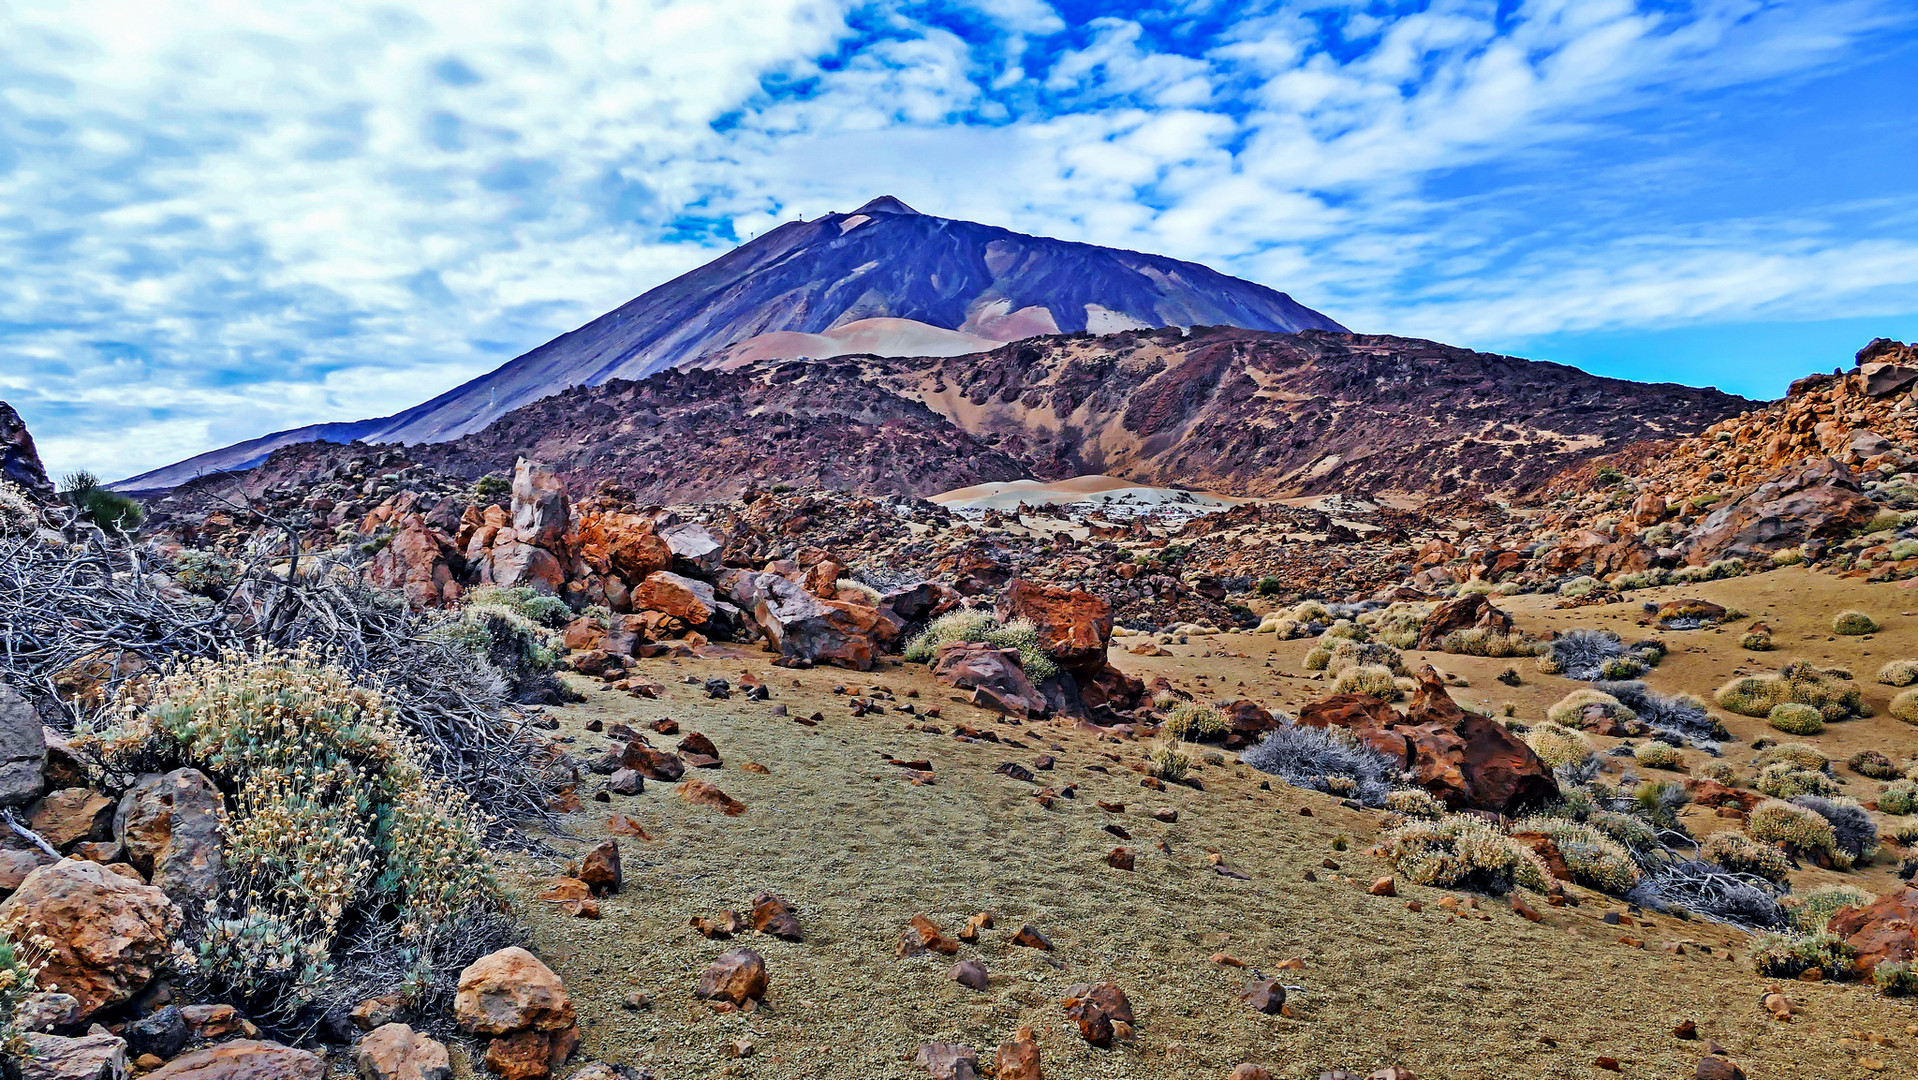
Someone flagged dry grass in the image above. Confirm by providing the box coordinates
[505,613,1918,1080]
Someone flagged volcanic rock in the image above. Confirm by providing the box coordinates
[0,859,182,1020]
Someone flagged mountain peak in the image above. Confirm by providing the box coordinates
[852,195,917,216]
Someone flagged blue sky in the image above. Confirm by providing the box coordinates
[2,0,1916,480]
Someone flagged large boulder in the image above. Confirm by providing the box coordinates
[632,571,715,626]
[1685,456,1879,564]
[0,860,183,1020]
[365,514,461,609]
[510,460,570,550]
[1414,593,1514,650]
[0,402,55,502]
[1296,666,1556,814]
[143,1042,325,1080]
[996,580,1112,676]
[1828,884,1918,977]
[747,574,881,670]
[0,681,46,805]
[931,642,1048,719]
[576,513,671,584]
[488,542,566,596]
[115,768,224,907]
[455,947,576,1036]
[659,522,724,575]
[21,1031,128,1080]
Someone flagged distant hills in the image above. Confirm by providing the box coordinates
[121,197,1346,491]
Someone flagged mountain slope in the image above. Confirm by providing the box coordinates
[373,326,1754,503]
[119,197,1345,490]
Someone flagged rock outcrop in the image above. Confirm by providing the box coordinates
[0,859,184,1020]
[0,401,55,501]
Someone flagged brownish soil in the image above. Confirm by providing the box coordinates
[498,567,1918,1080]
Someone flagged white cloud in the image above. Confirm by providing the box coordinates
[2,0,1915,480]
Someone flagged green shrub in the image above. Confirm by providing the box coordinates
[1441,627,1532,658]
[1255,576,1283,596]
[1383,788,1445,820]
[1749,799,1843,863]
[1893,688,1918,724]
[1634,742,1684,770]
[1557,575,1601,597]
[1512,817,1641,893]
[1717,665,1864,721]
[1523,722,1594,770]
[1881,780,1918,816]
[1546,689,1634,729]
[1145,739,1191,781]
[1164,701,1228,740]
[1788,884,1875,934]
[1381,815,1552,894]
[903,609,1058,680]
[1771,547,1806,567]
[62,471,144,532]
[1876,961,1918,996]
[1834,610,1880,636]
[1751,931,1859,980]
[0,926,45,1060]
[1700,831,1792,881]
[87,648,502,1021]
[473,474,511,502]
[1332,663,1402,701]
[1754,742,1829,772]
[1309,638,1405,677]
[1756,762,1839,799]
[463,585,573,628]
[1740,630,1775,651]
[1880,660,1918,687]
[1600,655,1647,680]
[1693,760,1738,785]
[1767,702,1825,736]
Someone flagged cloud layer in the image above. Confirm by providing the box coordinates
[4,0,1915,479]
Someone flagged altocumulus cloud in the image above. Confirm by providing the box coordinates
[2,0,1916,479]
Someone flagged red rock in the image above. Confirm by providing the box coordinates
[482,1027,574,1080]
[1695,1057,1746,1080]
[1061,982,1133,1048]
[916,1042,981,1080]
[143,1040,325,1080]
[949,959,989,992]
[488,542,565,595]
[620,742,685,782]
[365,513,462,608]
[534,878,599,918]
[355,1023,452,1080]
[1228,1066,1274,1080]
[578,841,620,894]
[1106,848,1135,871]
[26,787,113,850]
[750,893,802,940]
[677,778,746,816]
[1685,456,1878,564]
[1827,883,1918,976]
[1238,978,1285,1014]
[454,948,575,1036]
[909,914,961,954]
[1414,593,1513,650]
[931,642,1048,719]
[676,732,721,764]
[0,859,182,1020]
[993,1027,1042,1080]
[510,459,570,550]
[997,580,1112,675]
[1011,924,1051,950]
[633,571,716,625]
[696,949,767,1006]
[1368,876,1397,897]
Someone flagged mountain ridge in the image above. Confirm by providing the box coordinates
[118,198,1346,491]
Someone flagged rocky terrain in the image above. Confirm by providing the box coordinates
[15,341,1918,1080]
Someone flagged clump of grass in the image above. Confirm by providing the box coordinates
[1546,689,1634,729]
[1754,742,1829,772]
[1523,722,1595,771]
[1767,702,1825,736]
[1715,663,1865,722]
[1144,739,1192,782]
[1741,630,1775,651]
[1750,931,1859,980]
[1875,961,1918,996]
[1634,742,1684,770]
[1693,760,1738,785]
[1163,701,1228,741]
[1331,663,1402,701]
[1440,627,1532,658]
[1700,832,1792,882]
[1880,779,1918,815]
[1787,884,1875,935]
[1383,788,1445,820]
[1834,610,1880,636]
[1380,815,1552,894]
[1512,817,1641,894]
[1755,762,1839,799]
[1748,799,1845,866]
[1892,688,1918,725]
[1304,638,1405,676]
[903,609,1059,680]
